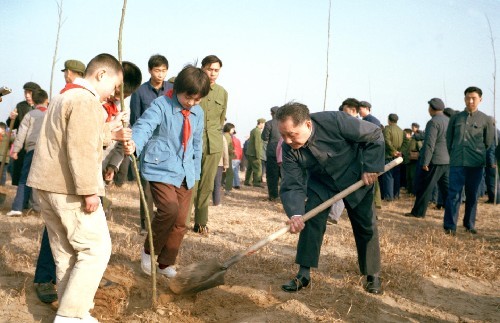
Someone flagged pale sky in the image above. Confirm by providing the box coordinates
[1,0,499,138]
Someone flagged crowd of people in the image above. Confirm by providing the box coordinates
[1,51,499,322]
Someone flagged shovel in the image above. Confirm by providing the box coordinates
[169,157,403,295]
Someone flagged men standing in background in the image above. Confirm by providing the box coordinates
[380,113,404,201]
[444,87,494,235]
[262,106,282,201]
[130,54,171,234]
[244,118,266,188]
[405,98,449,218]
[192,55,228,234]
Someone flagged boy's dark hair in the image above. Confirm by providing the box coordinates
[403,128,412,135]
[201,55,223,68]
[0,122,6,130]
[173,65,210,97]
[148,54,169,70]
[85,53,123,77]
[122,61,142,97]
[411,122,420,129]
[223,123,235,133]
[464,86,482,97]
[275,102,310,126]
[32,89,48,105]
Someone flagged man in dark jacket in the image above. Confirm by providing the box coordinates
[261,106,282,201]
[277,102,385,295]
[405,98,449,218]
[444,86,494,235]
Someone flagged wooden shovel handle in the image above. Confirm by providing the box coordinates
[222,157,403,269]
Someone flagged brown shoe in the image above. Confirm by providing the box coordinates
[35,282,58,303]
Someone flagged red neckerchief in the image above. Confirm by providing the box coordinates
[60,83,86,94]
[35,105,47,112]
[102,99,119,122]
[165,89,191,153]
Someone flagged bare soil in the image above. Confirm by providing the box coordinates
[0,176,499,322]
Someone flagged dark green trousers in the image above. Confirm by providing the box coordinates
[190,151,221,226]
[244,155,262,186]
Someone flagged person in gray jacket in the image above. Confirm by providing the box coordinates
[404,98,449,218]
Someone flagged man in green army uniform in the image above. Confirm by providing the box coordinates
[192,55,228,234]
[244,118,266,187]
[380,113,404,201]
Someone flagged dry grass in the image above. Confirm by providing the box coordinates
[0,177,498,322]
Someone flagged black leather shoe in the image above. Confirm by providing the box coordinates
[281,275,310,292]
[403,212,414,217]
[465,228,477,234]
[365,275,383,294]
[193,223,209,234]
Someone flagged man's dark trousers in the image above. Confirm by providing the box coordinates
[410,164,449,217]
[444,166,484,231]
[265,153,280,199]
[34,227,56,284]
[296,186,380,275]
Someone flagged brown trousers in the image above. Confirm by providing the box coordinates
[144,181,192,266]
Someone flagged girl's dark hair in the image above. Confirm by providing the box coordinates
[173,65,210,97]
[223,123,235,133]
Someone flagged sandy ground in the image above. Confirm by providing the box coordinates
[0,176,499,322]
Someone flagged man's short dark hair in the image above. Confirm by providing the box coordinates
[173,65,210,97]
[85,53,123,77]
[275,102,310,126]
[223,123,235,133]
[201,55,223,68]
[122,61,142,97]
[32,89,48,105]
[411,122,419,129]
[464,86,482,97]
[148,54,169,70]
[0,122,6,130]
[342,98,360,110]
[403,128,412,135]
[388,113,399,123]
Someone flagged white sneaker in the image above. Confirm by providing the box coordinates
[141,249,152,276]
[157,265,176,278]
[54,312,98,322]
[6,210,22,217]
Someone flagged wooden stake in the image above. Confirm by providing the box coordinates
[117,0,157,308]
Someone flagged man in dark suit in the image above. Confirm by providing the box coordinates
[277,102,385,294]
[261,106,282,201]
[404,98,449,218]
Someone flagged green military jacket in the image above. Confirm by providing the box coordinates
[246,127,262,159]
[383,123,404,159]
[200,83,228,154]
[223,132,235,159]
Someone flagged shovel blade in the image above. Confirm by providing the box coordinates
[169,258,226,295]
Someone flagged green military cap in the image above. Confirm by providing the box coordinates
[257,118,266,124]
[61,60,86,74]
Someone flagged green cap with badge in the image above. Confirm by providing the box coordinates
[61,60,86,74]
